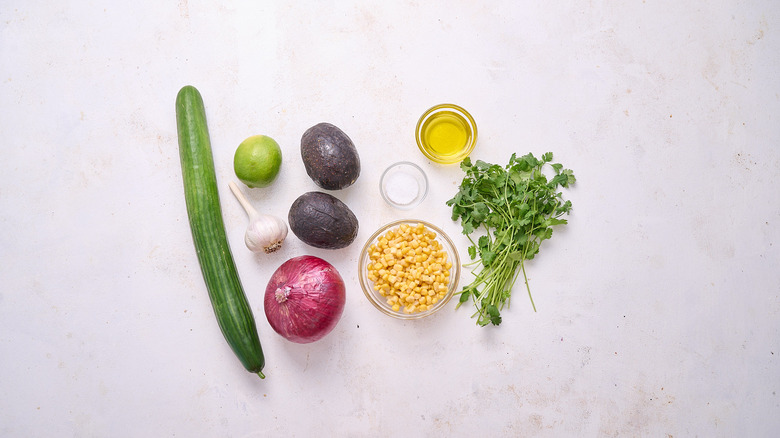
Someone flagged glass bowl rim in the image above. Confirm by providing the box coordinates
[415,103,478,164]
[379,161,430,210]
[357,219,461,320]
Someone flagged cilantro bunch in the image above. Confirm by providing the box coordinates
[446,152,575,326]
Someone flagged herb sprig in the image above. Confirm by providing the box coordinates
[446,152,575,326]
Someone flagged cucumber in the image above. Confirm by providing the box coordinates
[175,85,265,378]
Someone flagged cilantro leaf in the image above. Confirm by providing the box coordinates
[486,304,502,325]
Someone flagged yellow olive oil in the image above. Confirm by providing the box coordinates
[420,111,472,157]
[416,104,477,164]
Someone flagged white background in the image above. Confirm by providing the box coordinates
[2,1,779,436]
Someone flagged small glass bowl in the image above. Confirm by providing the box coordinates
[379,162,428,210]
[415,103,478,164]
[358,219,461,320]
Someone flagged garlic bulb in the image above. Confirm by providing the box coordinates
[229,181,288,253]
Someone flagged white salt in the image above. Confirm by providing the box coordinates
[384,171,419,205]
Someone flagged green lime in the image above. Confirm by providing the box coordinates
[234,135,282,188]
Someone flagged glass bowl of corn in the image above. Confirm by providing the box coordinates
[358,219,461,320]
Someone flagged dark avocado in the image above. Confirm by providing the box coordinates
[288,191,359,249]
[301,122,360,190]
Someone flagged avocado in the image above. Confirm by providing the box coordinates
[301,122,361,190]
[288,191,359,249]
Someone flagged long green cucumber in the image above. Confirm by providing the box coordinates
[175,85,265,378]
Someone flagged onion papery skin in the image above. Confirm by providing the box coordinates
[264,255,346,344]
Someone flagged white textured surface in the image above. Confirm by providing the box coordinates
[2,1,779,436]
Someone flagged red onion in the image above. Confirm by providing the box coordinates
[264,255,346,343]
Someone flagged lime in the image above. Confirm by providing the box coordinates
[234,135,282,188]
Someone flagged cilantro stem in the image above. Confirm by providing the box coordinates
[520,261,536,312]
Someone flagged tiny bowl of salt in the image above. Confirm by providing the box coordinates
[379,162,429,210]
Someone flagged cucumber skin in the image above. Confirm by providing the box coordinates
[175,85,265,378]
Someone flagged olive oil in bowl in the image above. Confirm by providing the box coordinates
[416,104,477,164]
